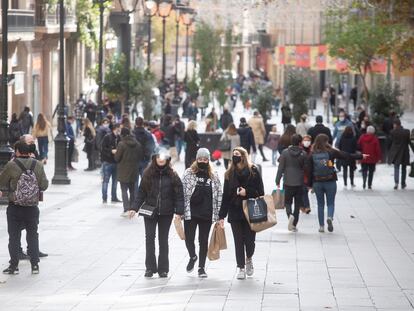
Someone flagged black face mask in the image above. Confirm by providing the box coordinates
[232,155,242,165]
[156,163,167,170]
[197,162,209,170]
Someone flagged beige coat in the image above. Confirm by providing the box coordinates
[248,116,266,145]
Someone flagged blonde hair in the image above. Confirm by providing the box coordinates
[190,160,214,179]
[187,120,197,131]
[224,146,253,180]
[83,118,96,137]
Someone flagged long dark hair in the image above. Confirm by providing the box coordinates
[342,125,354,138]
[224,146,253,180]
[35,113,47,131]
[140,156,177,191]
[279,124,296,147]
[312,134,333,153]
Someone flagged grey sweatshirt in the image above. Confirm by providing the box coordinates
[275,146,307,187]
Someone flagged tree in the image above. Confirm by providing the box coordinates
[286,71,311,123]
[325,8,402,101]
[129,69,157,120]
[103,54,130,102]
[252,85,273,123]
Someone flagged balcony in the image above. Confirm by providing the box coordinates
[0,9,35,41]
[35,4,77,34]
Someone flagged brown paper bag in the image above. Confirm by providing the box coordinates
[208,223,226,260]
[243,195,277,233]
[216,225,227,250]
[173,217,185,240]
[272,189,285,209]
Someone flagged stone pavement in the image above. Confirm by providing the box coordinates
[0,111,414,311]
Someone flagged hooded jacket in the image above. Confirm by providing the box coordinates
[237,125,256,153]
[275,146,307,186]
[114,135,143,183]
[358,133,381,164]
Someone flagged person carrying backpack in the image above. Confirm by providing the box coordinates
[308,134,365,233]
[0,141,49,275]
[133,117,155,183]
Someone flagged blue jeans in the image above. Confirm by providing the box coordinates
[102,162,118,201]
[175,139,183,157]
[37,136,49,160]
[394,164,407,186]
[313,181,337,227]
[302,186,310,208]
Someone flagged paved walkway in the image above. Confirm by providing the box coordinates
[0,108,414,311]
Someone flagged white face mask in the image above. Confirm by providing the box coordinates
[303,141,311,148]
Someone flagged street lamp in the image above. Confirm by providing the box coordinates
[143,0,158,68]
[158,0,173,82]
[173,4,182,98]
[52,0,70,184]
[181,8,194,85]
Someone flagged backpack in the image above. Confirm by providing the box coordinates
[312,152,336,181]
[134,129,155,161]
[13,159,40,207]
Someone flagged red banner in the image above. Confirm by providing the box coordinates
[278,46,285,65]
[295,45,311,68]
[371,57,387,73]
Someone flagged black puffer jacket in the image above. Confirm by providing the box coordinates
[237,126,256,154]
[219,165,264,223]
[133,165,184,216]
[338,132,357,167]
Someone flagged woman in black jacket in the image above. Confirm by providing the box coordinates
[338,126,357,187]
[128,152,184,278]
[83,118,96,171]
[219,147,264,280]
[184,120,200,168]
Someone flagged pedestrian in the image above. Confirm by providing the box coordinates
[9,113,22,146]
[350,86,358,110]
[329,84,336,114]
[301,135,312,214]
[221,123,241,169]
[308,115,333,144]
[32,113,52,164]
[182,148,222,278]
[95,118,111,167]
[100,123,122,204]
[74,94,86,136]
[308,134,364,233]
[237,117,256,155]
[0,140,49,275]
[206,108,218,132]
[278,124,296,154]
[173,115,185,160]
[338,126,357,187]
[18,106,34,135]
[281,103,292,128]
[322,87,329,116]
[85,99,97,126]
[133,117,156,182]
[83,118,96,171]
[276,134,307,232]
[219,147,264,280]
[333,111,354,148]
[265,125,280,166]
[220,108,234,131]
[115,128,143,217]
[296,114,311,137]
[184,120,200,169]
[187,100,199,121]
[388,119,414,190]
[358,125,381,189]
[128,152,184,278]
[248,111,268,162]
[273,87,282,116]
[66,116,76,170]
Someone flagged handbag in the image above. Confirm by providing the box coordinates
[218,138,231,151]
[409,162,414,178]
[243,197,268,223]
[243,195,277,232]
[272,188,285,209]
[174,217,185,240]
[138,202,157,218]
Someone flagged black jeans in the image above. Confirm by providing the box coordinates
[258,144,267,160]
[68,139,74,168]
[361,163,376,187]
[342,164,355,186]
[7,204,40,266]
[284,185,303,227]
[224,159,230,169]
[120,182,135,212]
[230,219,256,268]
[184,218,212,269]
[144,214,173,274]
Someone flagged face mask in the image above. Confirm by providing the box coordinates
[197,162,209,170]
[232,155,242,165]
[339,117,345,122]
[303,141,311,148]
[361,124,366,129]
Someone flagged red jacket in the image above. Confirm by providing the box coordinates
[358,133,381,164]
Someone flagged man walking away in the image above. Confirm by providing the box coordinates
[1,141,49,275]
[133,117,155,186]
[308,115,332,144]
[275,134,307,232]
[19,107,34,135]
[237,118,256,155]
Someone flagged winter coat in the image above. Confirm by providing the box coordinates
[248,115,266,145]
[308,124,333,144]
[184,129,200,168]
[133,127,155,162]
[9,120,22,145]
[333,119,355,147]
[237,126,256,154]
[83,127,96,155]
[182,168,222,222]
[275,146,307,186]
[101,132,119,163]
[220,132,241,160]
[19,111,33,134]
[265,132,280,151]
[338,133,357,167]
[388,127,413,165]
[358,133,381,164]
[281,106,292,125]
[219,165,264,223]
[114,135,144,183]
[220,111,234,131]
[95,125,111,151]
[133,166,184,216]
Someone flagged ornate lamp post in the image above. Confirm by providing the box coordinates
[143,0,158,68]
[52,0,70,184]
[158,0,173,82]
[173,4,182,98]
[181,8,194,85]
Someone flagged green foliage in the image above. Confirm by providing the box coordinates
[152,15,176,54]
[286,71,311,123]
[224,26,233,72]
[76,0,102,48]
[103,54,130,101]
[369,81,404,131]
[187,78,199,100]
[129,69,157,120]
[252,85,273,122]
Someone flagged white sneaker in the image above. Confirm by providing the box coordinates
[246,258,254,277]
[288,215,295,231]
[291,226,298,232]
[120,211,129,217]
[236,268,246,280]
[319,226,325,233]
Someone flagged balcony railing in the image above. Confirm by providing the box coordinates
[35,4,76,28]
[0,9,35,32]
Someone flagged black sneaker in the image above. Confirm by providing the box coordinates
[103,199,107,204]
[18,251,30,260]
[39,251,48,258]
[198,268,208,278]
[3,265,19,275]
[327,218,334,232]
[31,265,39,274]
[186,255,198,273]
[402,184,407,189]
[144,270,154,278]
[158,272,168,278]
